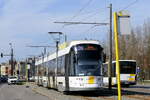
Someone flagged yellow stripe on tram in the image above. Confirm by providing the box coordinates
[88,76,95,84]
[130,74,135,76]
[129,74,136,81]
[128,78,135,81]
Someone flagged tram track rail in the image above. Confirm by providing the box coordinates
[29,83,150,100]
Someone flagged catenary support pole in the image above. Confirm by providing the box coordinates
[108,3,113,90]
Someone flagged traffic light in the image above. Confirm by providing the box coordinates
[1,53,3,58]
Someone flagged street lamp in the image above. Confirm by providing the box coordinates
[48,32,63,34]
[48,32,63,88]
[48,32,63,41]
[48,32,67,42]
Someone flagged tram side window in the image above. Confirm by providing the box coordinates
[69,51,76,76]
[45,62,49,75]
[61,56,65,75]
[35,66,37,76]
[57,56,65,76]
[48,59,56,76]
[44,63,47,76]
[112,63,116,77]
[47,61,52,75]
[103,64,108,77]
[57,57,62,76]
[38,64,42,76]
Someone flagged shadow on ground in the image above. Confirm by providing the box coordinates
[128,85,150,89]
[65,86,150,97]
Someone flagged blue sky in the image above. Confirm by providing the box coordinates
[0,0,150,63]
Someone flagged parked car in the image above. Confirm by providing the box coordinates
[29,76,35,82]
[0,76,8,83]
[7,76,18,85]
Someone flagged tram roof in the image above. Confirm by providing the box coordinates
[35,40,101,65]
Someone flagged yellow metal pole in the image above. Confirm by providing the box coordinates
[114,12,122,100]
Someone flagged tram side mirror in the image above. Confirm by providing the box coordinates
[103,53,106,63]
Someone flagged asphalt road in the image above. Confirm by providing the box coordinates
[0,83,50,100]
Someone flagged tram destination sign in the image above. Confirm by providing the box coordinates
[77,44,98,51]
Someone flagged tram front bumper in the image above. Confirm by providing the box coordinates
[69,87,104,91]
[68,83,104,91]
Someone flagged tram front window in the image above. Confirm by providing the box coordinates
[74,44,103,76]
[75,51,102,76]
[120,61,136,74]
[76,64,101,76]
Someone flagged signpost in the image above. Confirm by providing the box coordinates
[114,11,131,100]
[118,11,131,35]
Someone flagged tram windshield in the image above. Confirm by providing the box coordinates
[75,44,103,76]
[120,61,136,74]
[76,63,101,76]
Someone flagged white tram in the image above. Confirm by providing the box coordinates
[35,40,105,92]
[103,60,137,87]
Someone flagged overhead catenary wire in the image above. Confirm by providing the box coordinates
[119,0,139,11]
[26,45,55,55]
[54,21,108,25]
[82,16,110,33]
[68,4,109,22]
[85,25,104,40]
[77,11,100,22]
[69,0,94,21]
[82,25,99,34]
[78,8,102,15]
[54,0,110,42]
[57,0,94,31]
